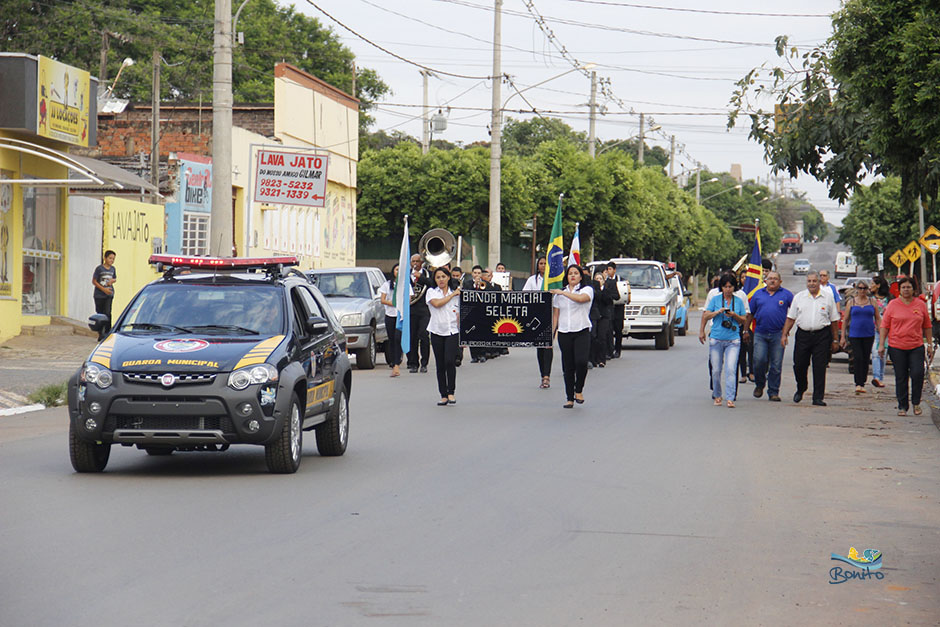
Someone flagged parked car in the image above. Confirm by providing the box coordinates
[609,259,678,350]
[68,255,352,474]
[306,267,388,369]
[672,275,690,337]
[793,259,811,275]
[835,251,858,279]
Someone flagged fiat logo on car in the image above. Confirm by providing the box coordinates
[160,373,176,387]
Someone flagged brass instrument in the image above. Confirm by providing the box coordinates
[411,228,457,304]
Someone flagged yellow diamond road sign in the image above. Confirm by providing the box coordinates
[920,225,940,254]
[904,240,922,263]
[890,249,906,268]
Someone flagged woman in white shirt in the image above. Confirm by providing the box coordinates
[523,255,553,389]
[377,263,410,378]
[426,267,461,406]
[551,264,594,408]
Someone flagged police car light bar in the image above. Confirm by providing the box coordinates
[149,254,299,268]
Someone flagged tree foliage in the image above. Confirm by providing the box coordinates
[728,1,940,206]
[837,177,916,272]
[1,0,388,128]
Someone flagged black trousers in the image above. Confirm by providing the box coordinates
[793,326,832,402]
[94,297,112,340]
[611,305,624,355]
[738,330,752,379]
[849,335,874,387]
[384,315,402,366]
[430,332,458,397]
[408,306,430,368]
[888,345,926,411]
[558,328,590,401]
[593,317,611,365]
[536,347,553,378]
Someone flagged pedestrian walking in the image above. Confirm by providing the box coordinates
[602,263,621,359]
[870,276,891,387]
[92,250,117,341]
[839,280,881,395]
[744,271,793,401]
[551,264,594,408]
[590,270,612,368]
[607,262,626,358]
[426,267,461,406]
[408,254,434,373]
[377,263,410,378]
[737,269,754,384]
[818,269,842,312]
[699,273,747,408]
[781,272,840,406]
[524,256,553,388]
[467,265,490,364]
[879,276,934,416]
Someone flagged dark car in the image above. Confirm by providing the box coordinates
[67,255,351,474]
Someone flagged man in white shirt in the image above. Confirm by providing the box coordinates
[781,271,840,406]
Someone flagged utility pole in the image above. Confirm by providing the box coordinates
[421,70,430,154]
[151,49,160,197]
[638,112,645,165]
[669,134,675,178]
[919,195,927,281]
[212,0,234,257]
[529,214,538,276]
[695,169,701,204]
[487,0,503,269]
[588,71,597,158]
[99,32,110,86]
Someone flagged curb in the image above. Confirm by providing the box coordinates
[0,403,46,417]
[927,367,940,432]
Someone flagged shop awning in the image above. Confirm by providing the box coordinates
[0,137,159,195]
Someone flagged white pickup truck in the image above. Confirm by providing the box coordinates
[592,258,679,350]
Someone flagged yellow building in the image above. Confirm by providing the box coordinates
[0,53,159,343]
[241,63,358,269]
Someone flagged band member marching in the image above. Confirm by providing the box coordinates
[551,264,594,408]
[408,253,435,373]
[524,255,553,388]
[427,267,461,406]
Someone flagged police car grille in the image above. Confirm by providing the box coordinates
[123,372,217,385]
[105,415,236,432]
[625,306,641,316]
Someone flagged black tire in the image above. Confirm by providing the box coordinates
[316,385,349,457]
[678,316,688,336]
[265,393,302,474]
[356,329,376,370]
[668,322,675,346]
[145,447,173,456]
[69,421,111,472]
[655,327,669,350]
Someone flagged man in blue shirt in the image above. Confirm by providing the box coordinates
[819,269,842,311]
[744,271,794,401]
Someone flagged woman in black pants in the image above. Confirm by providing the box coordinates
[551,265,594,408]
[523,256,553,388]
[426,267,461,406]
[378,263,408,377]
[839,280,880,394]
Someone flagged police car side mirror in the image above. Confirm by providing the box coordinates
[307,315,329,335]
[88,313,109,332]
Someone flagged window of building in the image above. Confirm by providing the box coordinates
[21,185,62,315]
[182,212,210,256]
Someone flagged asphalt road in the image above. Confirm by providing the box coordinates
[2,316,939,626]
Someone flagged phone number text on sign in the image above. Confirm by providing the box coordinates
[253,149,329,207]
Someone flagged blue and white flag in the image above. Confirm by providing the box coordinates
[394,216,411,356]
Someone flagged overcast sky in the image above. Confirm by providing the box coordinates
[296,0,846,223]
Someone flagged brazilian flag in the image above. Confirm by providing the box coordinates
[543,195,565,290]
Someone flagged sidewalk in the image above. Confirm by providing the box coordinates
[0,331,97,409]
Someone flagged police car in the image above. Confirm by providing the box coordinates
[67,255,352,474]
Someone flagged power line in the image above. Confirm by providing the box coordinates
[560,0,832,18]
[303,0,494,80]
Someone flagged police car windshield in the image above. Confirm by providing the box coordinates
[309,272,371,299]
[618,264,664,288]
[119,284,285,335]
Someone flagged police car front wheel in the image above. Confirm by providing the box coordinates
[265,393,303,474]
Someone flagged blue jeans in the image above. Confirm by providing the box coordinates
[709,337,741,401]
[871,340,885,382]
[752,331,784,396]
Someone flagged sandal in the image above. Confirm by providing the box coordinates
[727,400,735,408]
[563,401,574,409]
[540,377,550,389]
[897,409,907,416]
[714,397,722,406]
[872,379,885,388]
[913,405,923,416]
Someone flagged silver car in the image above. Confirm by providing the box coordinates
[307,267,388,369]
[793,259,811,275]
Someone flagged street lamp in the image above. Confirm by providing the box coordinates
[105,57,134,97]
[488,62,595,268]
[701,184,742,202]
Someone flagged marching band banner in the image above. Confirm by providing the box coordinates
[459,290,553,348]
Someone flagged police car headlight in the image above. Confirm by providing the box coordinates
[340,312,362,326]
[81,363,113,389]
[228,364,278,390]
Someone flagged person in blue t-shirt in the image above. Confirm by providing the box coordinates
[699,272,748,408]
[744,271,794,401]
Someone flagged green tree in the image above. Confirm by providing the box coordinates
[597,140,669,169]
[728,1,940,206]
[502,117,587,157]
[2,0,388,129]
[837,177,915,271]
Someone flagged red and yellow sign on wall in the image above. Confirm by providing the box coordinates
[37,56,91,147]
